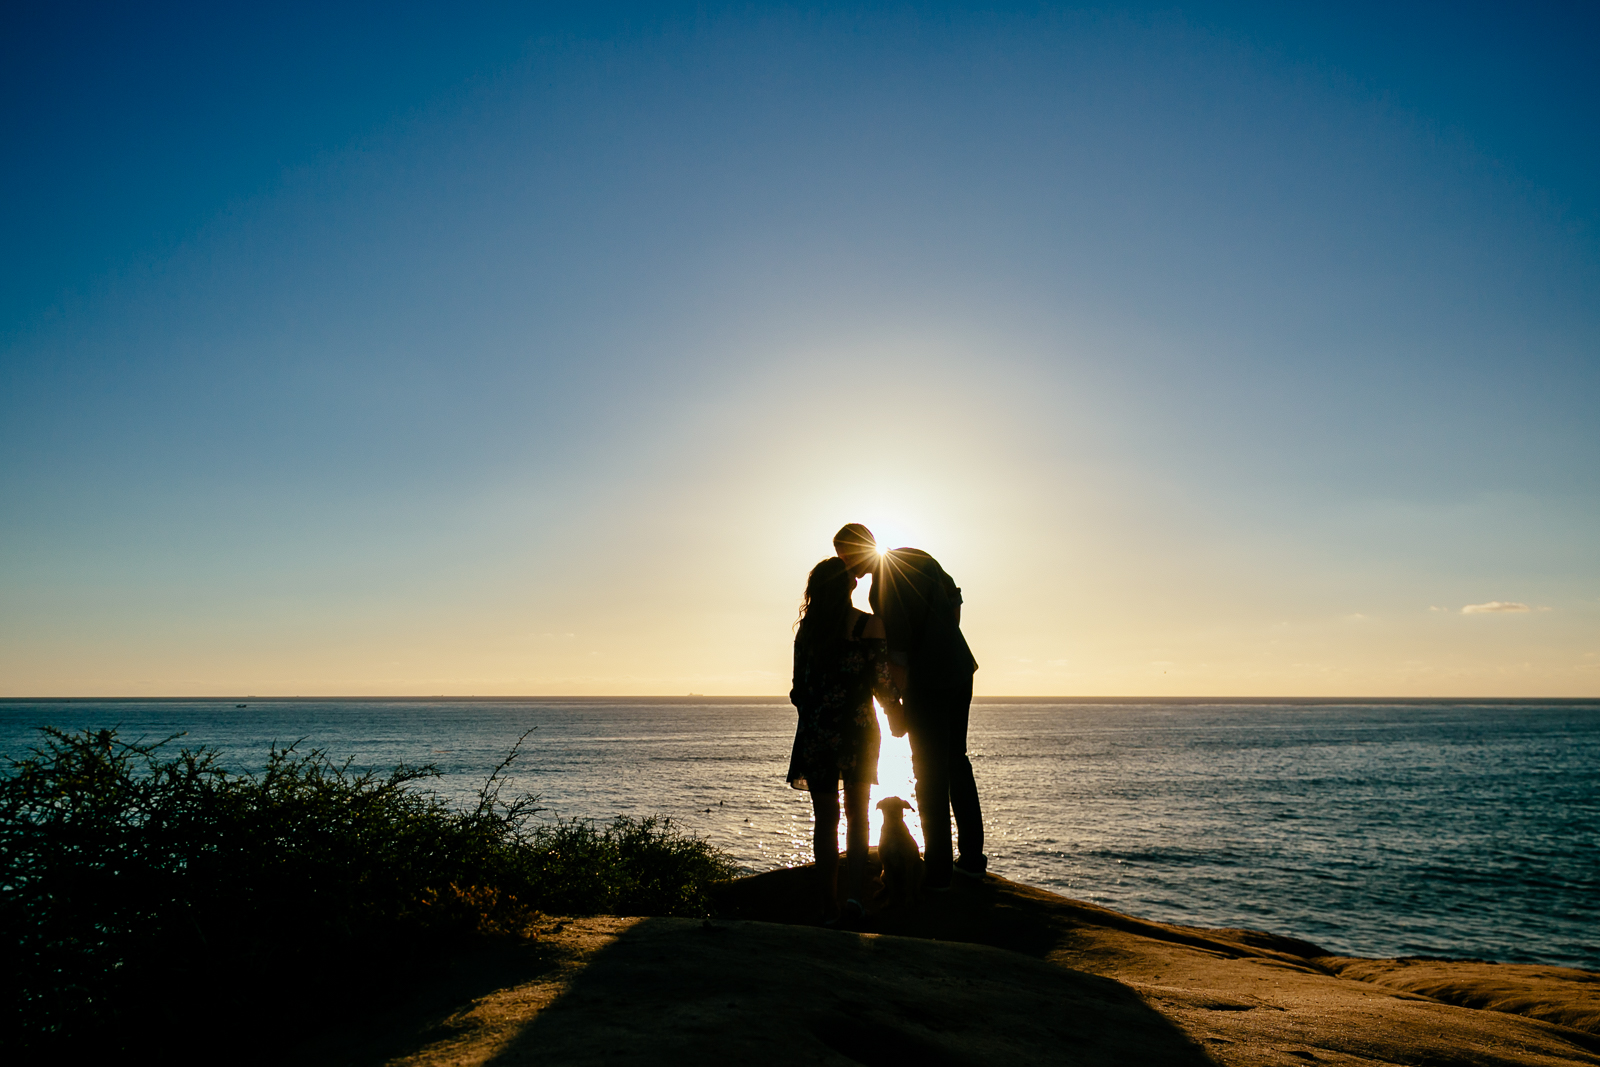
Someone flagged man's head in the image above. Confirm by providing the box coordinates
[833,523,878,577]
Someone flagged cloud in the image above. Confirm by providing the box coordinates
[1461,601,1531,614]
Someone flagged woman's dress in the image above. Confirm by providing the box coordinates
[787,613,894,791]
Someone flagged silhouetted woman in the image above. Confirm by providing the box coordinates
[788,556,899,925]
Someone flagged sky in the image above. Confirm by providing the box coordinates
[2,1,1597,697]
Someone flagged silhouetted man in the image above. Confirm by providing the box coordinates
[834,523,984,889]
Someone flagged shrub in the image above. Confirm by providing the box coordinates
[0,726,738,1058]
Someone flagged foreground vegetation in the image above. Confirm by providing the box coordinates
[0,726,738,1058]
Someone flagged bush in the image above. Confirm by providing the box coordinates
[0,726,738,1058]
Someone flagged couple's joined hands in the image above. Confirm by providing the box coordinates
[884,663,910,737]
[883,698,908,739]
[890,662,909,693]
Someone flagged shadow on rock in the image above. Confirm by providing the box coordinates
[486,915,1214,1066]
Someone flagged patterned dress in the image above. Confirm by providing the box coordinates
[787,613,894,791]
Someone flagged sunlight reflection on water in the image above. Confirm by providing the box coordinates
[865,700,922,845]
[4,699,1597,968]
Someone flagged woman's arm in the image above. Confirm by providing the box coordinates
[789,638,806,707]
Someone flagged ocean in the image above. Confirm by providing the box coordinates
[3,699,1596,969]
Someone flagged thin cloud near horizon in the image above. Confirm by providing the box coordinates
[1460,602,1534,614]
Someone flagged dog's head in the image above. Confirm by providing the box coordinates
[876,796,913,820]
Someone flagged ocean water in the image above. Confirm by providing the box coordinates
[3,699,1596,969]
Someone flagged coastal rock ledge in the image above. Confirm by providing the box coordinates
[318,867,1600,1067]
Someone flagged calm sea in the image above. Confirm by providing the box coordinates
[3,699,1596,969]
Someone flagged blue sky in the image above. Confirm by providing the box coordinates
[2,2,1596,695]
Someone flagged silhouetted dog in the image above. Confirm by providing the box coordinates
[875,796,924,907]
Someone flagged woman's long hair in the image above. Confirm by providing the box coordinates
[796,556,854,652]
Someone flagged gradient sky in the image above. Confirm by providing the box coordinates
[3,2,1597,696]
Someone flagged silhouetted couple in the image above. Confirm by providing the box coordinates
[786,523,985,924]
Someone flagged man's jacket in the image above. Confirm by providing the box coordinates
[868,547,978,704]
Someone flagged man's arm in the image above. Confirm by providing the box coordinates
[942,572,963,627]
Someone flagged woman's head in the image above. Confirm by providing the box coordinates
[797,556,855,645]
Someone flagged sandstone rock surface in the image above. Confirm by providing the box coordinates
[309,865,1600,1066]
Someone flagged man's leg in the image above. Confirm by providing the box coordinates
[908,704,953,886]
[946,674,985,869]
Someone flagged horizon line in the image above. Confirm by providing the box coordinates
[2,695,1597,705]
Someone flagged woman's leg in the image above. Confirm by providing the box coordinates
[809,783,841,918]
[842,782,872,907]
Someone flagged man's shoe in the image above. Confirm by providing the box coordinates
[953,854,988,879]
[824,898,865,929]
